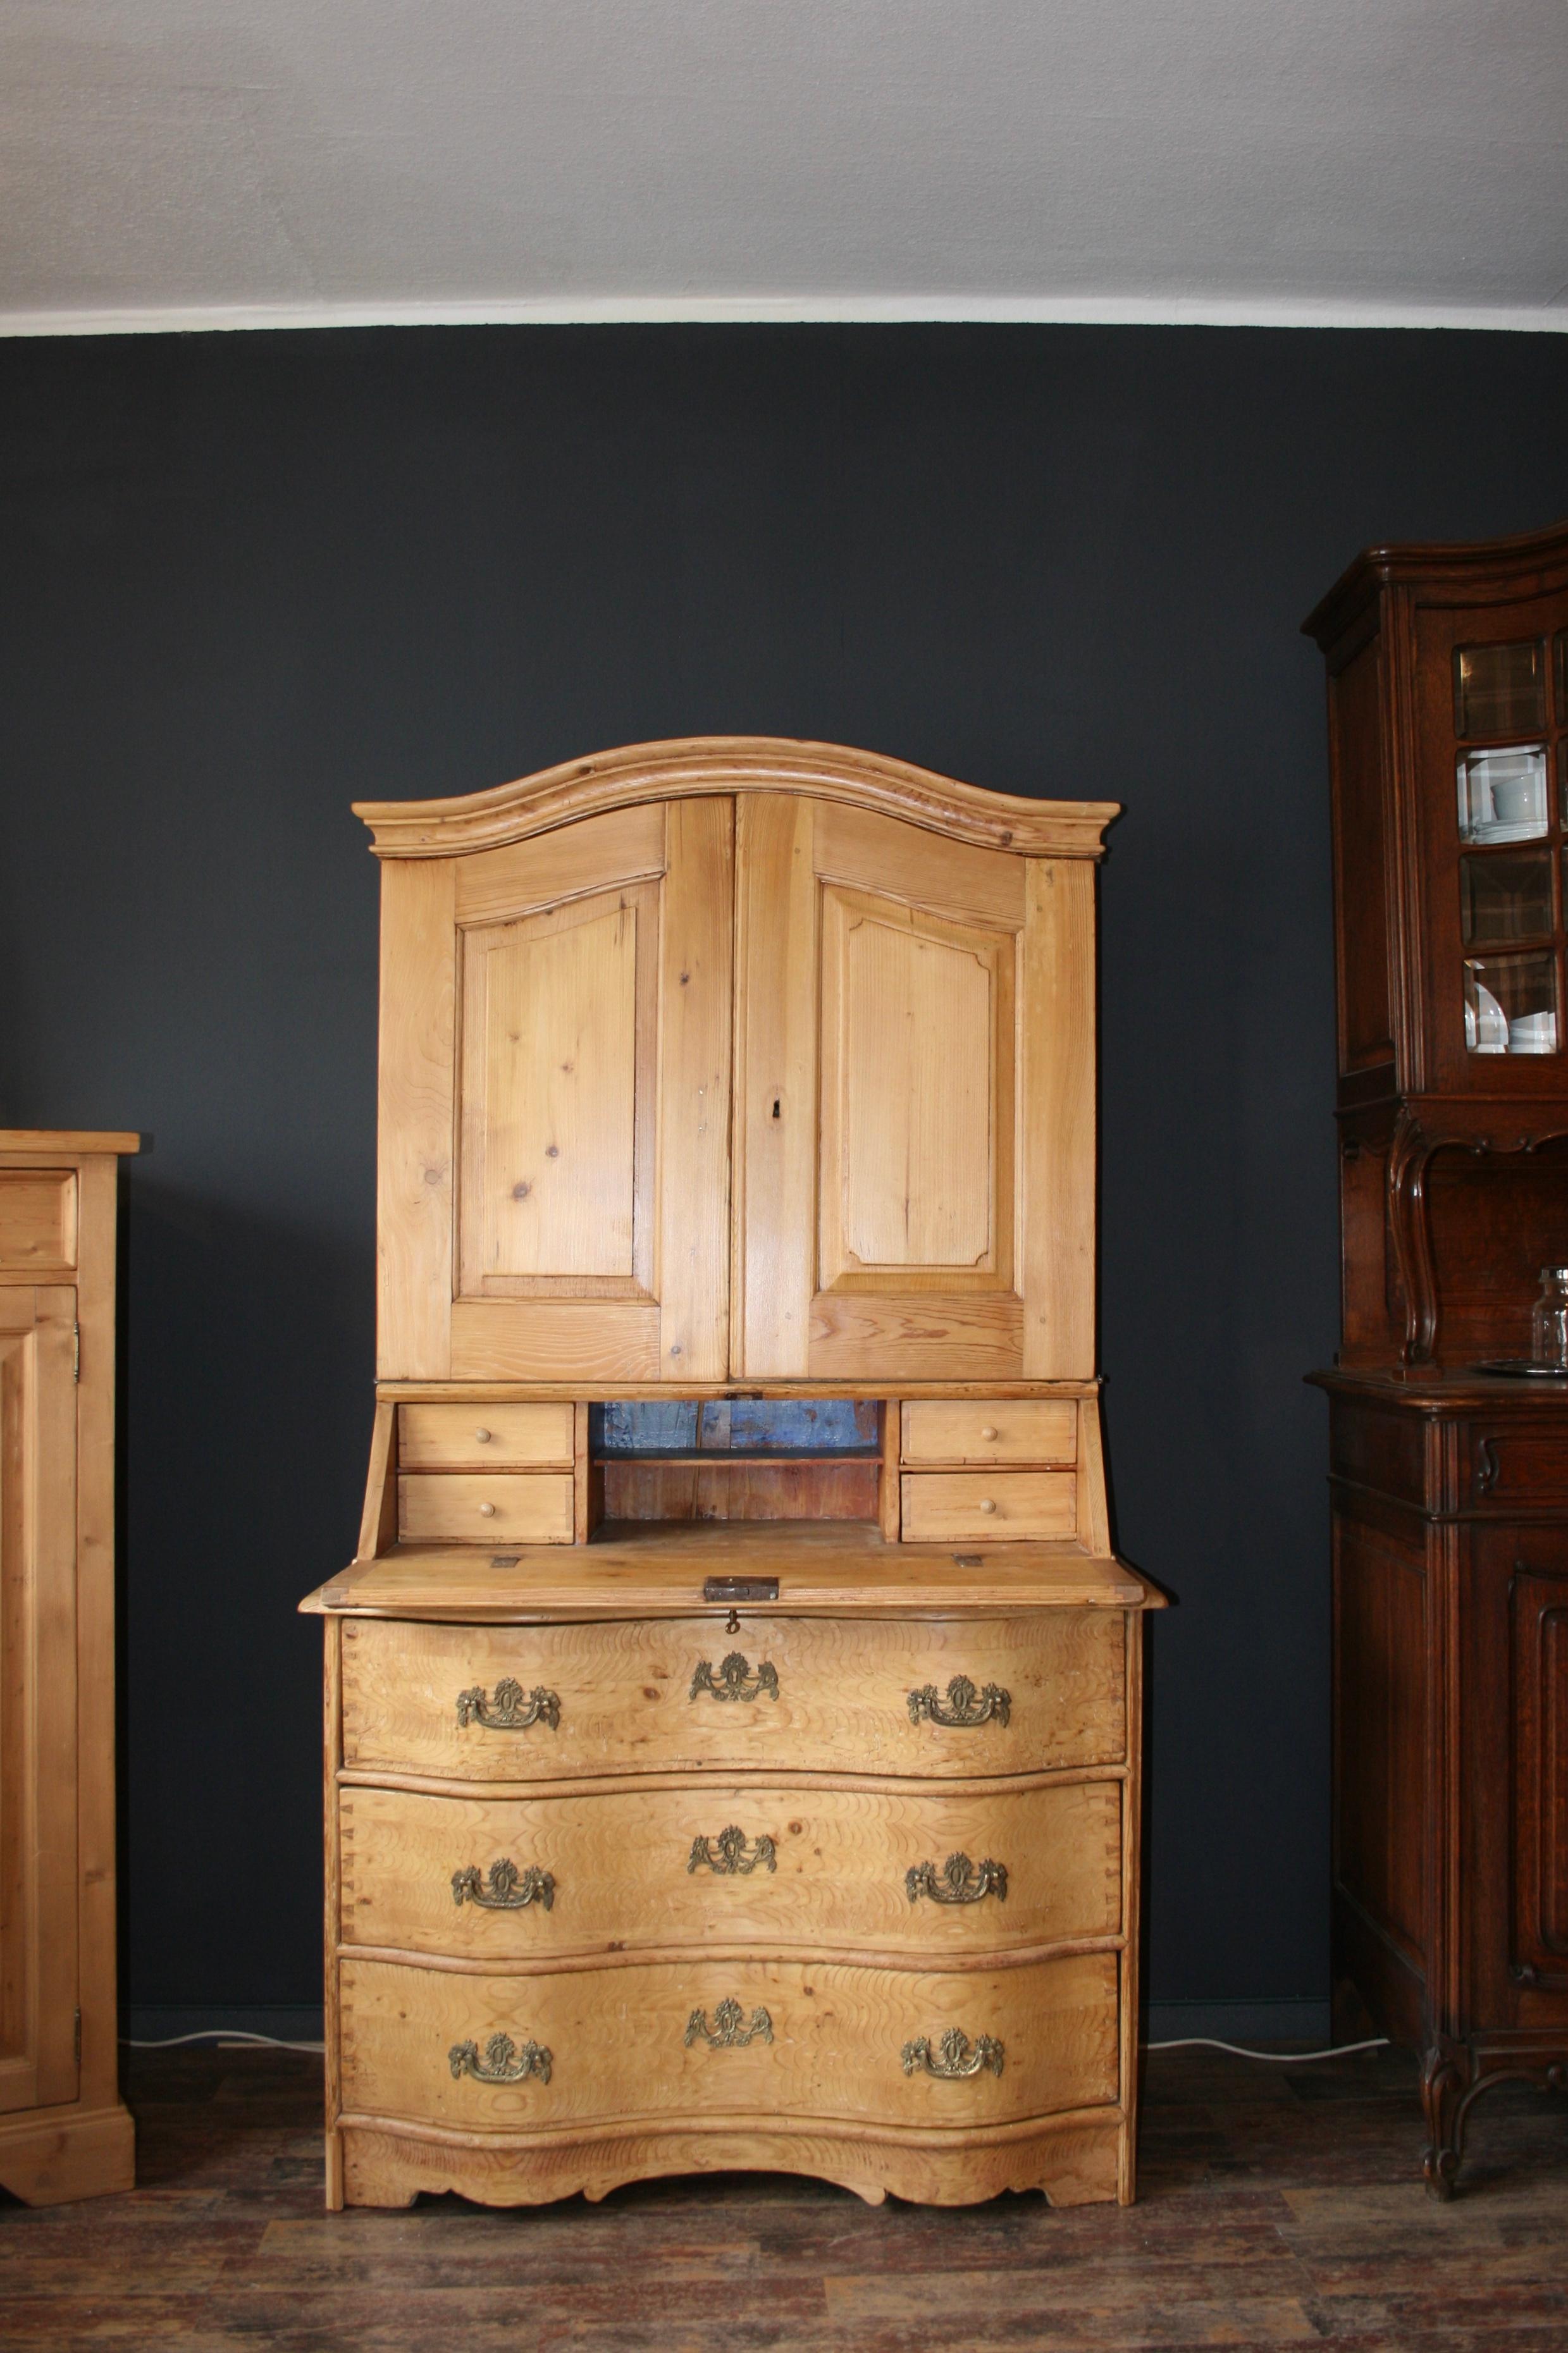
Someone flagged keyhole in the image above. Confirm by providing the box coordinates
[725,1608,740,1634]
[772,1099,781,1119]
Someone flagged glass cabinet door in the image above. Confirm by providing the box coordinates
[1455,633,1565,1058]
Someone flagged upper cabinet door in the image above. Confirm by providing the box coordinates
[733,797,1096,1382]
[378,799,732,1382]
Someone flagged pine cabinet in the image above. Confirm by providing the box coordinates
[304,738,1159,2211]
[0,1133,137,2205]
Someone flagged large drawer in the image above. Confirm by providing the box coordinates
[338,1778,1123,1960]
[339,1612,1127,1782]
[338,1950,1120,2134]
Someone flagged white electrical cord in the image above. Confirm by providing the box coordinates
[1144,2035,1388,2063]
[122,2030,325,2054]
[120,2029,1387,2066]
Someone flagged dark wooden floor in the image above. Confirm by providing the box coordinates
[2,2045,1565,2349]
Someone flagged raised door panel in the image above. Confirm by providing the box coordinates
[378,800,732,1381]
[1508,1562,1568,2003]
[734,795,1095,1380]
[0,1288,79,2115]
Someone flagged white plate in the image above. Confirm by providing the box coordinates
[1467,981,1510,1052]
[1466,818,1549,845]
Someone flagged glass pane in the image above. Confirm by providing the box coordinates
[1461,849,1553,944]
[1455,639,1546,737]
[1456,744,1548,843]
[1465,949,1559,1055]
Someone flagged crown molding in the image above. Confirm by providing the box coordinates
[3,293,1566,338]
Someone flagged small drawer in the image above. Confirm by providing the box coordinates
[338,1778,1123,1963]
[1467,1424,1568,1509]
[901,1400,1077,1467]
[0,1171,77,1275]
[399,1403,574,1468]
[398,1473,574,1545]
[901,1471,1076,1543]
[338,1949,1120,2134]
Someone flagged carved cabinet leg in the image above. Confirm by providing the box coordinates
[1420,2047,1466,2200]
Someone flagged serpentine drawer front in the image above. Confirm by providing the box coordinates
[340,1612,1127,1782]
[338,1778,1124,1961]
[338,1951,1121,2134]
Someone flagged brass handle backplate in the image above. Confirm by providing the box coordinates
[906,1852,1008,1905]
[689,1826,777,1875]
[902,2027,1005,2080]
[456,1678,561,1731]
[449,2031,552,2085]
[907,1675,1011,1728]
[685,1998,774,2049]
[452,1859,555,1911]
[689,1651,779,1703]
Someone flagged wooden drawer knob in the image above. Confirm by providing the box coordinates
[978,1497,997,1514]
[980,1425,999,1441]
[474,1427,492,1443]
[478,1501,497,1517]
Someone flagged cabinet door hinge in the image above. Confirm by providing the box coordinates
[73,1325,80,1381]
[74,2008,82,2063]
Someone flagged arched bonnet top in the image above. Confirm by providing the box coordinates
[355,736,1119,860]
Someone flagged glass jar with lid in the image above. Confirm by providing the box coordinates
[1529,1266,1568,1371]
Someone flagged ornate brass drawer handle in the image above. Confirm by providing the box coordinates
[455,1677,561,1731]
[907,1675,1011,1729]
[448,2030,552,2085]
[689,1650,779,1703]
[452,1858,555,1911]
[902,2027,1006,2080]
[906,1852,1008,1906]
[684,1998,774,2049]
[689,1826,777,1875]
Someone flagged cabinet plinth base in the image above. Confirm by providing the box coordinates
[335,2109,1127,2211]
[0,2102,135,2206]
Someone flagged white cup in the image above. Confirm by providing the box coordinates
[1491,774,1538,824]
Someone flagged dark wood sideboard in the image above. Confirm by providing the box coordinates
[1304,524,1568,2194]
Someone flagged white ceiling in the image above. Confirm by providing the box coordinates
[3,0,1566,335]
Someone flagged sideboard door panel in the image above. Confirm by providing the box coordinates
[0,1288,79,2116]
[1509,1560,1568,1999]
[380,800,734,1381]
[735,796,1094,1381]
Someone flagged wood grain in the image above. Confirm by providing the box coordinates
[657,799,732,1383]
[0,1172,76,1276]
[732,793,817,1376]
[1022,858,1096,1378]
[396,1473,573,1545]
[338,1949,1120,2132]
[339,1777,1121,1965]
[452,800,665,927]
[338,1610,1127,1782]
[902,1399,1078,1466]
[901,1471,1077,1543]
[375,860,456,1380]
[397,1402,574,1468]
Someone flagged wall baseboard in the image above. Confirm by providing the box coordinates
[124,1998,1339,2051]
[125,2006,326,2045]
[1144,1998,1334,2044]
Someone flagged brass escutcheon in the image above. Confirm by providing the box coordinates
[684,1998,774,2049]
[448,2030,552,2085]
[689,1651,779,1703]
[906,1674,1010,1729]
[902,2027,1006,2080]
[906,1852,1008,1906]
[455,1678,560,1731]
[688,1826,777,1875]
[452,1858,555,1911]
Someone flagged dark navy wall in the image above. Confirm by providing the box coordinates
[3,323,1567,2027]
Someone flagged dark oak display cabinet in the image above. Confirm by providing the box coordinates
[1306,524,1568,2196]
